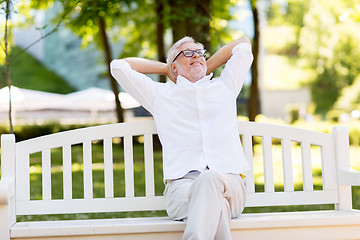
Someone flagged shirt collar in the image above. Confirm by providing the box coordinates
[175,73,213,87]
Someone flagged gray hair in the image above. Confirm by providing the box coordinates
[166,36,204,70]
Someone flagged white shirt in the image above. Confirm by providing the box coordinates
[110,43,253,180]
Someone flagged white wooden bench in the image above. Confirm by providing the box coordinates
[1,120,360,240]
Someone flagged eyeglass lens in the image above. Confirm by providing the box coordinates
[183,49,206,57]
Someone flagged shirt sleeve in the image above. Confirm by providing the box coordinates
[110,59,159,113]
[218,43,253,96]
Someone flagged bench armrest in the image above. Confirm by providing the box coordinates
[338,167,360,186]
[0,178,15,205]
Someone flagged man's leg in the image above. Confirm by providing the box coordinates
[164,171,200,221]
[183,170,246,240]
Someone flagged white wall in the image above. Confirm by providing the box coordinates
[260,88,311,120]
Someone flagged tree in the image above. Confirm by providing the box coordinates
[48,0,144,123]
[155,0,166,83]
[33,0,152,123]
[31,0,256,121]
[2,0,13,132]
[0,0,78,132]
[167,0,211,50]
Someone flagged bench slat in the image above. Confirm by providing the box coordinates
[16,151,30,201]
[301,142,313,191]
[144,134,155,197]
[262,136,274,193]
[83,140,93,199]
[281,139,294,192]
[321,146,337,191]
[15,121,158,154]
[42,149,52,200]
[104,138,114,198]
[124,135,135,198]
[63,144,72,200]
[246,190,339,207]
[242,134,255,193]
[238,121,333,147]
[12,211,360,239]
[15,189,339,216]
[16,197,166,215]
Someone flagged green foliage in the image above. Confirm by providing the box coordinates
[266,0,360,115]
[0,46,75,93]
[298,0,360,114]
[209,0,239,50]
[0,0,41,64]
[266,0,310,55]
[333,71,360,113]
[117,1,157,59]
[267,0,310,27]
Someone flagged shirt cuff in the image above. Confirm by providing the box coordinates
[110,59,132,70]
[232,43,252,55]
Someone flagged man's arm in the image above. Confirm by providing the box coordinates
[206,36,251,75]
[123,57,176,82]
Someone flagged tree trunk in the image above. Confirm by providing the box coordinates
[169,0,211,52]
[195,0,211,51]
[98,17,124,123]
[156,0,166,83]
[248,2,260,122]
[169,0,188,43]
[5,0,13,133]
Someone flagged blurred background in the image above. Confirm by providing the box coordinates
[0,0,359,143]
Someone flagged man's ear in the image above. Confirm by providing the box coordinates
[170,63,178,76]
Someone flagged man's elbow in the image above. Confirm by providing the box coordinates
[238,36,251,44]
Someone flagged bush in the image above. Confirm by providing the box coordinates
[348,124,360,146]
[293,119,360,146]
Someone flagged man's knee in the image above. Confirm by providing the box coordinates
[164,179,193,220]
[191,170,225,195]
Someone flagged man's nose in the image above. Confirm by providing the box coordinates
[192,52,200,58]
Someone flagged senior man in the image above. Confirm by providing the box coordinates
[110,36,253,240]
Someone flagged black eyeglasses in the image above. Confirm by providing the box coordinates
[172,49,207,62]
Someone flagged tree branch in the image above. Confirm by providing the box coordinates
[0,42,5,53]
[9,0,81,63]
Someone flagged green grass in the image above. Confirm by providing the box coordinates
[0,46,75,94]
[14,143,360,222]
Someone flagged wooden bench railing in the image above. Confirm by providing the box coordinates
[1,120,360,240]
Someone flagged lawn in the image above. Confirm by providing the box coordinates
[16,143,360,222]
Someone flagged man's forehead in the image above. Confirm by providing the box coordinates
[177,42,200,51]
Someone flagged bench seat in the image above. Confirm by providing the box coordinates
[11,210,360,240]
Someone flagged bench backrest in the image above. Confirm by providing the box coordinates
[0,120,350,217]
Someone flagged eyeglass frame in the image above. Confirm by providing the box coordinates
[172,49,207,62]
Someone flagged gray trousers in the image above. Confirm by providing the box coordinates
[164,169,247,240]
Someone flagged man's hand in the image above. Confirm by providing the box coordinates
[123,57,176,83]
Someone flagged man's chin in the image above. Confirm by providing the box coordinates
[188,71,206,83]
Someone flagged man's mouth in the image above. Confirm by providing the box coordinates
[190,61,202,66]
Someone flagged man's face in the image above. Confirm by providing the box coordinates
[171,42,207,83]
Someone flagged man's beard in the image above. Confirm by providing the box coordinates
[178,65,206,83]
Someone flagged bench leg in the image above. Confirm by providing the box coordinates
[0,183,11,240]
